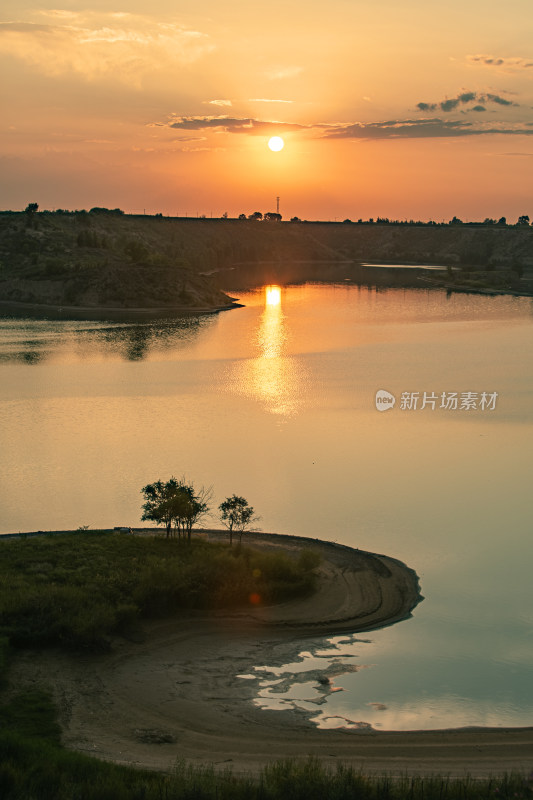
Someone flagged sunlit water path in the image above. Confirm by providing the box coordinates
[0,285,532,730]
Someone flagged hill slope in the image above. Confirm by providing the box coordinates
[1,212,532,315]
[0,211,235,314]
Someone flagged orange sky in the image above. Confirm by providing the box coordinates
[1,0,532,221]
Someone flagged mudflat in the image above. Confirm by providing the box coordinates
[10,533,532,777]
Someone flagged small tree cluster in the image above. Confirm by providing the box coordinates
[140,480,259,545]
[238,211,283,222]
[141,477,211,542]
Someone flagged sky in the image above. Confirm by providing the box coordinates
[1,0,532,221]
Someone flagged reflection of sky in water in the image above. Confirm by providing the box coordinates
[243,629,533,730]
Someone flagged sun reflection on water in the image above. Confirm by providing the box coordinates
[265,286,281,307]
[237,285,305,417]
[225,285,307,417]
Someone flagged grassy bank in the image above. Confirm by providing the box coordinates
[0,531,320,651]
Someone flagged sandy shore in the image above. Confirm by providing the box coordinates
[10,532,533,777]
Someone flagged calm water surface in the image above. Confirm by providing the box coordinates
[0,285,532,731]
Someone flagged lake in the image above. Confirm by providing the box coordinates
[0,284,532,731]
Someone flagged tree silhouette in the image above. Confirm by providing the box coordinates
[141,478,211,542]
[141,477,180,538]
[219,495,259,546]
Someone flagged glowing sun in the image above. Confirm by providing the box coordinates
[268,136,284,152]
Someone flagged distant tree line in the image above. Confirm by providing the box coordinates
[237,211,283,222]
[3,204,532,227]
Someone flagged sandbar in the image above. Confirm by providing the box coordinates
[10,532,533,777]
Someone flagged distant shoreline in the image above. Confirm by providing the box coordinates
[0,299,242,322]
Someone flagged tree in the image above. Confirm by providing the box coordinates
[141,477,180,538]
[24,202,39,228]
[248,211,263,221]
[517,215,530,226]
[170,482,211,542]
[141,477,211,542]
[219,495,259,546]
[264,212,282,221]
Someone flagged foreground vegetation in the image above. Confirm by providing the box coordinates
[0,650,530,799]
[0,532,530,798]
[0,696,531,800]
[0,531,319,651]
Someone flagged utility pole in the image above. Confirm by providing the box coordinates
[276,196,280,215]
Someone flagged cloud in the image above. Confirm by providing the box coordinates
[249,98,294,104]
[485,93,514,106]
[154,111,533,142]
[206,99,232,107]
[322,118,533,140]
[180,146,225,152]
[468,54,533,70]
[0,12,213,84]
[161,115,307,135]
[417,91,516,113]
[171,136,207,142]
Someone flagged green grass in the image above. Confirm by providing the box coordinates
[0,707,531,800]
[0,532,319,651]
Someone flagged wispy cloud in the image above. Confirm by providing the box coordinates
[417,91,517,113]
[171,136,207,142]
[158,115,307,134]
[467,54,533,71]
[206,99,232,107]
[154,112,533,143]
[0,12,213,84]
[249,98,294,104]
[322,119,533,140]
